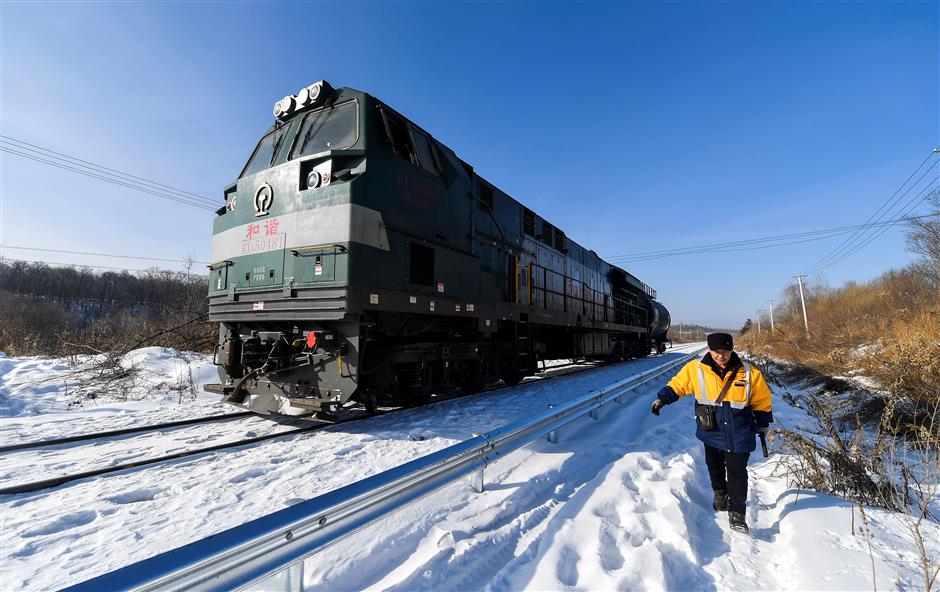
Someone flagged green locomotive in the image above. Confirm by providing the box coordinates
[205,81,670,415]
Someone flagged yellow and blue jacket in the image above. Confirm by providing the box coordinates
[656,353,773,453]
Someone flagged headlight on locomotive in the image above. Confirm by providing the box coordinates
[273,95,296,119]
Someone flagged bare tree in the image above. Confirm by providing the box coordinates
[907,189,940,286]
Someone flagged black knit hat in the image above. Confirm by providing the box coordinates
[707,332,734,351]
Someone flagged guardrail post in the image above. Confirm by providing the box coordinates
[546,429,558,443]
[470,466,484,493]
[270,560,304,592]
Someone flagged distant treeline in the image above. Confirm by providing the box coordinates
[667,324,734,343]
[0,260,203,305]
[0,260,215,356]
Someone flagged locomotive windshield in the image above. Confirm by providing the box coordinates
[241,125,291,178]
[240,100,358,179]
[291,100,358,158]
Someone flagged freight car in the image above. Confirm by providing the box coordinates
[205,81,670,415]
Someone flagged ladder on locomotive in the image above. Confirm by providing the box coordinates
[515,313,533,373]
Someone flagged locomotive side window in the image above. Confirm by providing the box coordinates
[381,107,440,176]
[290,100,359,159]
[241,125,290,178]
[410,127,440,175]
[384,112,415,163]
[409,243,435,286]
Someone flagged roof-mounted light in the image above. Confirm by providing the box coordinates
[273,80,335,120]
[273,95,296,119]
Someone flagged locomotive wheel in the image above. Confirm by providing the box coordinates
[359,390,379,415]
[393,362,434,407]
[502,371,523,386]
[461,376,485,395]
[404,392,431,407]
[459,361,485,395]
[610,342,626,363]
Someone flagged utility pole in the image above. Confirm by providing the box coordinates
[793,275,810,335]
[755,310,763,333]
[767,299,775,332]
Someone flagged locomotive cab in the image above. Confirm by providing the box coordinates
[206,83,372,414]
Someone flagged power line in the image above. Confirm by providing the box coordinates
[757,149,940,327]
[604,214,936,263]
[1,145,217,211]
[803,164,938,275]
[0,135,218,206]
[0,257,204,276]
[0,245,209,265]
[809,179,939,274]
[0,138,218,211]
[802,150,939,274]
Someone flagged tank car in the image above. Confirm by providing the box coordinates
[205,81,671,415]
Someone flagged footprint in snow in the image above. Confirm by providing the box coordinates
[592,502,622,527]
[598,524,625,571]
[334,444,364,456]
[637,457,656,472]
[229,468,266,483]
[556,546,580,586]
[621,475,640,494]
[23,510,97,537]
[107,487,165,505]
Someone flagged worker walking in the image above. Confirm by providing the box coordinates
[650,333,773,533]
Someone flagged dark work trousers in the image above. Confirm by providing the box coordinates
[704,443,750,513]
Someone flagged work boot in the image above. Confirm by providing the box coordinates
[712,490,728,512]
[729,511,749,533]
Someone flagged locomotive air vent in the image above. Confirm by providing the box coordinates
[541,221,554,246]
[522,208,535,236]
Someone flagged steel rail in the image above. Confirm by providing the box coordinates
[0,415,347,496]
[0,412,253,453]
[64,349,702,592]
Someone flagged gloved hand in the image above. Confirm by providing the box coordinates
[651,398,665,416]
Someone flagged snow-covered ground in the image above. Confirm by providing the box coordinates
[1,344,937,590]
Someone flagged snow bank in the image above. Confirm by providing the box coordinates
[0,347,218,419]
[1,343,936,591]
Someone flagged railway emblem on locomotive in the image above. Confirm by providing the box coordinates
[254,183,273,217]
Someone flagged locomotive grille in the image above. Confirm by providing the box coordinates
[523,208,536,236]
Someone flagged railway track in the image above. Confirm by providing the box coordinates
[0,351,684,497]
[0,415,346,495]
[0,411,255,453]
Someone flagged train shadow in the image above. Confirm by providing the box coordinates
[316,349,699,445]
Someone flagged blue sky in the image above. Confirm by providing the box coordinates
[1,2,936,328]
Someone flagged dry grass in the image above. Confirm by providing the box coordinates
[741,266,940,418]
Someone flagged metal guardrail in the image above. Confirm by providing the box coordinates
[65,349,702,592]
